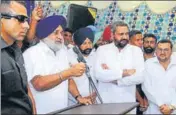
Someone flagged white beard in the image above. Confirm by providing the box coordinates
[42,37,63,52]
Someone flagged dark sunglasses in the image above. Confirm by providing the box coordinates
[1,13,28,23]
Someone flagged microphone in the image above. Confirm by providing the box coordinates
[73,46,103,104]
[73,46,86,63]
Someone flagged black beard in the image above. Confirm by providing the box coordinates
[143,47,155,54]
[80,48,92,56]
[114,39,129,48]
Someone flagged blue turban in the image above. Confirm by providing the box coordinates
[86,25,97,34]
[36,15,66,39]
[73,27,94,47]
[93,31,103,45]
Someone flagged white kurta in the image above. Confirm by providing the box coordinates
[141,55,176,114]
[23,41,70,114]
[67,48,97,105]
[117,53,176,114]
[95,43,144,104]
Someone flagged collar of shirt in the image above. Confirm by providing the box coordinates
[1,37,11,49]
[144,54,155,61]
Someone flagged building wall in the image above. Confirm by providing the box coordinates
[34,1,176,43]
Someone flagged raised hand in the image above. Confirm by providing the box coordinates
[70,62,86,77]
[31,4,44,21]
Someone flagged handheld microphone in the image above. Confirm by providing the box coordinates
[73,46,103,104]
[73,46,86,63]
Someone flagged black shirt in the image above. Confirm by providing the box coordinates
[1,37,33,114]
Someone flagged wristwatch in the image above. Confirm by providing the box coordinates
[75,95,82,100]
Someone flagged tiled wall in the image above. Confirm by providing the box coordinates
[35,1,176,43]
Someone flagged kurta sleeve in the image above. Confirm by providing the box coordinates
[141,76,164,106]
[171,78,176,108]
[94,46,123,82]
[117,47,145,86]
[141,66,164,107]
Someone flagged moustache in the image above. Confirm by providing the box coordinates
[55,41,62,44]
[115,39,129,48]
[160,54,165,56]
[81,48,92,55]
[55,39,63,44]
[120,39,129,43]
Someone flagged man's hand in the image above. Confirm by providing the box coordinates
[85,92,97,104]
[28,86,37,114]
[31,5,43,21]
[136,91,147,112]
[101,63,109,70]
[122,69,136,77]
[160,104,173,114]
[138,99,148,112]
[77,96,92,105]
[143,97,149,108]
[70,62,86,77]
[138,97,144,107]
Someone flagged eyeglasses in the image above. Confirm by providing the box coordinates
[1,13,28,23]
[156,48,170,53]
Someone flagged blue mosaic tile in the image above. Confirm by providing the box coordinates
[174,27,176,32]
[154,30,158,33]
[171,14,175,18]
[37,1,176,42]
[172,37,176,40]
[167,32,172,35]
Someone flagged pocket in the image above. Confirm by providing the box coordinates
[2,69,22,94]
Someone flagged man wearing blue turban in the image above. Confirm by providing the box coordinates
[68,27,98,106]
[23,15,90,114]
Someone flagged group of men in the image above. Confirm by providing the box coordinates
[1,0,176,114]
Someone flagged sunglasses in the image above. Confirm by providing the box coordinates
[1,13,28,23]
